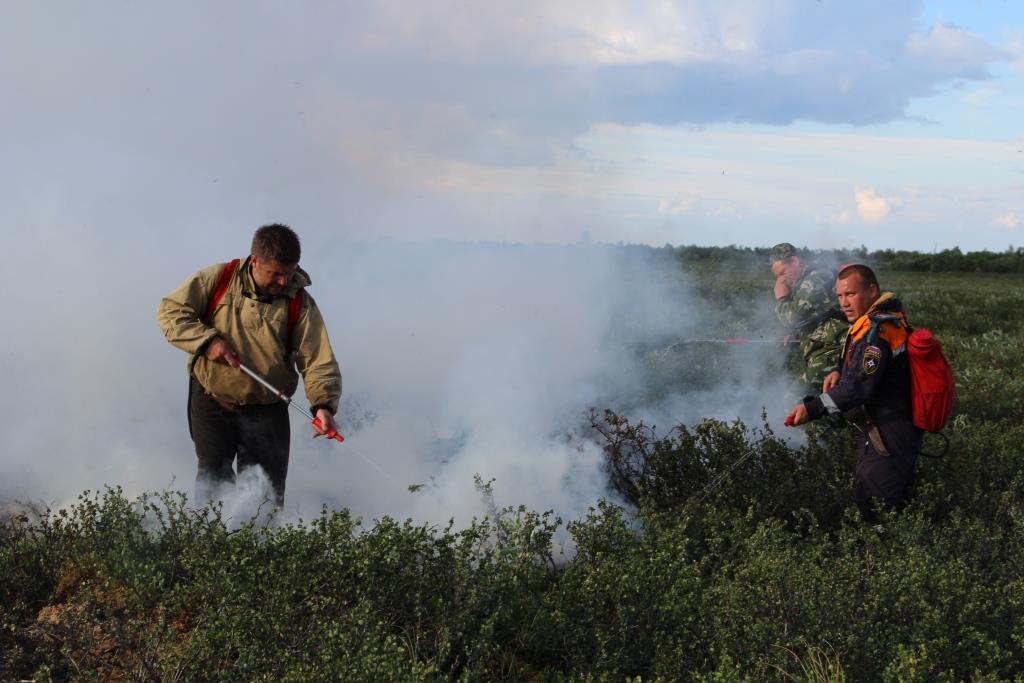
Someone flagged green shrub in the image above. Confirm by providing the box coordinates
[5,259,1024,680]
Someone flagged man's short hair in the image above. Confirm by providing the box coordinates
[769,242,798,264]
[252,224,301,265]
[837,263,879,290]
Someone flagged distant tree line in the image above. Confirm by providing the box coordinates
[659,243,1024,273]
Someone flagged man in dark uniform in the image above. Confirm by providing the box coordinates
[785,264,921,520]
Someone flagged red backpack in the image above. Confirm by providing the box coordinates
[906,327,956,433]
[867,313,956,434]
[201,258,304,341]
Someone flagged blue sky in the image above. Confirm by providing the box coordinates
[3,1,1023,251]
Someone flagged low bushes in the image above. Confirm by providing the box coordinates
[4,407,1024,682]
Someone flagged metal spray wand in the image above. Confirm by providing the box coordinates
[230,358,401,485]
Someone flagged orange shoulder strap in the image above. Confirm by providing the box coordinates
[201,259,240,325]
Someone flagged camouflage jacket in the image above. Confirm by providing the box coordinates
[775,263,847,363]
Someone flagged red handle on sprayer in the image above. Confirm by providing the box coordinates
[313,418,345,443]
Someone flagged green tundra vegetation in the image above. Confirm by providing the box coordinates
[3,245,1024,681]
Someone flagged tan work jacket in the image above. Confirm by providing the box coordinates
[156,256,341,414]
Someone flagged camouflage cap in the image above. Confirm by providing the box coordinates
[769,242,798,264]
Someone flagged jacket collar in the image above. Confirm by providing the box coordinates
[867,291,898,315]
[850,292,901,337]
[240,255,311,300]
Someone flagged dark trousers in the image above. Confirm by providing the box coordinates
[853,415,922,522]
[188,377,291,506]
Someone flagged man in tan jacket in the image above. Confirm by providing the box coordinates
[157,224,341,506]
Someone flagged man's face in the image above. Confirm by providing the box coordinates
[771,256,802,286]
[251,255,297,295]
[836,273,879,322]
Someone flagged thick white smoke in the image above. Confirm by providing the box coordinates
[277,240,794,524]
[0,230,793,527]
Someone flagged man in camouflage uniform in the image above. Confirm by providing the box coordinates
[770,243,848,397]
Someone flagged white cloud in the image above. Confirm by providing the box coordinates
[1004,35,1024,71]
[357,3,1003,80]
[855,187,899,224]
[906,19,1003,76]
[657,196,699,215]
[961,83,1002,106]
[336,2,1007,132]
[993,211,1019,230]
[831,210,854,224]
[2,2,1008,178]
[356,1,772,66]
[1,2,1018,251]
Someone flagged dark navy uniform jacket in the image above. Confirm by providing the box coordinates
[804,293,922,513]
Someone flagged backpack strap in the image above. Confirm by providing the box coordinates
[865,312,906,348]
[286,290,304,346]
[201,259,240,325]
[202,258,303,349]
